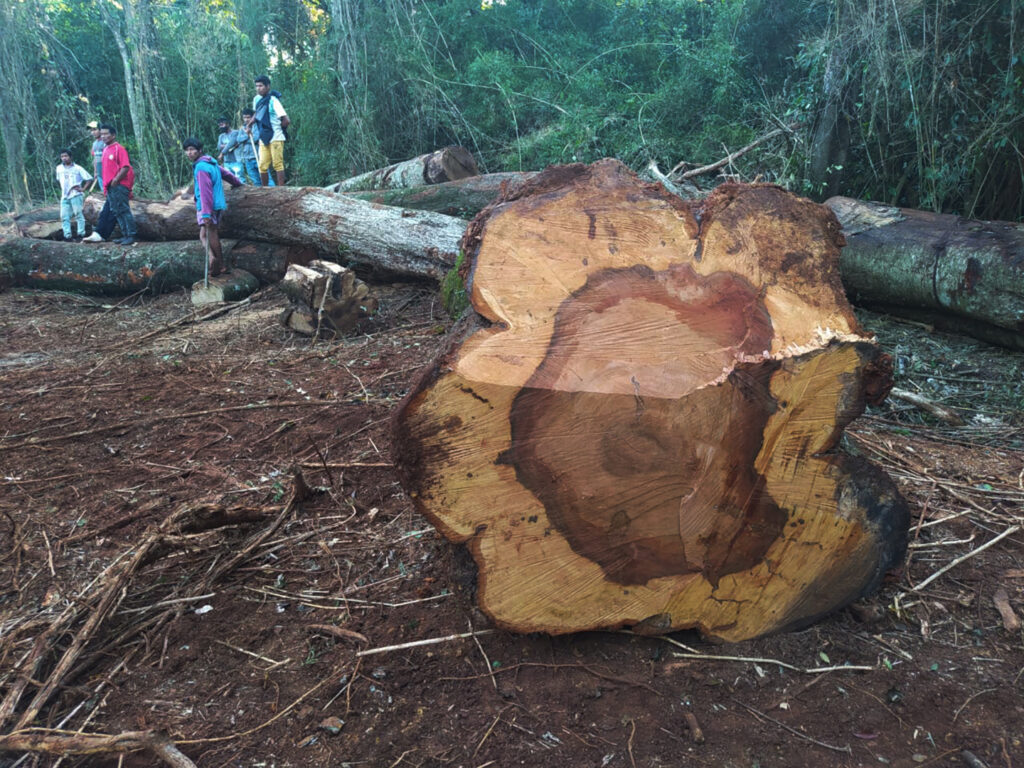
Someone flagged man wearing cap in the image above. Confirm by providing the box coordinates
[215,116,247,183]
[86,121,104,194]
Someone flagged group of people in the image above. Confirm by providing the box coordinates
[56,75,290,275]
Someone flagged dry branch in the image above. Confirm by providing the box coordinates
[0,728,197,767]
[0,500,295,731]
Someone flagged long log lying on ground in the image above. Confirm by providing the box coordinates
[324,146,479,194]
[0,235,314,294]
[395,160,909,642]
[826,197,1024,348]
[79,188,465,279]
[11,206,68,239]
[344,172,536,218]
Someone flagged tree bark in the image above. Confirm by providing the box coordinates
[826,196,1024,348]
[344,172,536,218]
[79,187,465,280]
[0,236,313,294]
[394,160,908,642]
[325,147,480,194]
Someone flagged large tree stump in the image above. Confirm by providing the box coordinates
[324,147,479,194]
[394,160,909,642]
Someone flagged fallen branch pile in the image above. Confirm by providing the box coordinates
[0,487,304,763]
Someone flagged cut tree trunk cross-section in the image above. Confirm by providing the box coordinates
[394,160,909,642]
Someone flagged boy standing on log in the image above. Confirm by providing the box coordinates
[182,138,242,277]
[55,149,92,241]
[252,74,289,187]
[82,124,137,245]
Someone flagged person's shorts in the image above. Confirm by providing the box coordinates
[197,210,223,227]
[258,140,285,172]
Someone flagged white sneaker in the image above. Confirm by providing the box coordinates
[82,232,104,242]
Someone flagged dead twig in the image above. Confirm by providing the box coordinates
[992,588,1021,632]
[306,624,369,645]
[911,525,1020,592]
[670,122,799,179]
[0,729,197,768]
[888,388,965,426]
[356,630,495,658]
[732,699,852,754]
[683,711,705,744]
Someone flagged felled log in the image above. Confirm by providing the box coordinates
[191,269,260,305]
[81,188,464,279]
[324,146,479,194]
[344,172,536,218]
[826,197,1024,348]
[395,160,909,642]
[12,205,68,239]
[0,235,313,294]
[279,260,377,336]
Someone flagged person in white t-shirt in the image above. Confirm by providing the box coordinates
[55,149,93,241]
[251,74,290,187]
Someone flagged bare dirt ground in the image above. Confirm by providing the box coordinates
[0,283,1022,768]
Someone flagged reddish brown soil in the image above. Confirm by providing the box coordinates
[0,285,1021,768]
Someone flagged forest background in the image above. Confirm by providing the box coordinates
[1,0,1021,222]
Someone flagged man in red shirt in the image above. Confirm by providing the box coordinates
[83,123,137,245]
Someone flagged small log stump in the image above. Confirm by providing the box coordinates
[191,269,259,305]
[279,260,377,336]
[394,160,909,642]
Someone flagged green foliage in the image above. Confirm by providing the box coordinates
[0,0,1020,221]
[440,249,469,318]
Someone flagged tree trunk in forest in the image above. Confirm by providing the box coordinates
[826,196,1024,349]
[78,187,465,279]
[0,235,314,294]
[325,147,480,194]
[344,172,536,218]
[0,1,49,211]
[394,160,909,642]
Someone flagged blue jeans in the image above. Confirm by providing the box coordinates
[104,185,136,239]
[60,194,86,239]
[242,156,274,186]
[226,161,245,182]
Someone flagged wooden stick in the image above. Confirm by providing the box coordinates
[992,588,1021,631]
[732,699,852,754]
[356,630,495,658]
[912,525,1020,592]
[888,387,965,426]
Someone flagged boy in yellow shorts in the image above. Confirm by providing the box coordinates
[252,75,290,187]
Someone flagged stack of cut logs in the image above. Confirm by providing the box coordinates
[3,144,1022,347]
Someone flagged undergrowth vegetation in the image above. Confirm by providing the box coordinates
[1,0,1021,219]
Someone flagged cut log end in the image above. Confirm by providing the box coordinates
[190,269,259,305]
[395,159,908,642]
